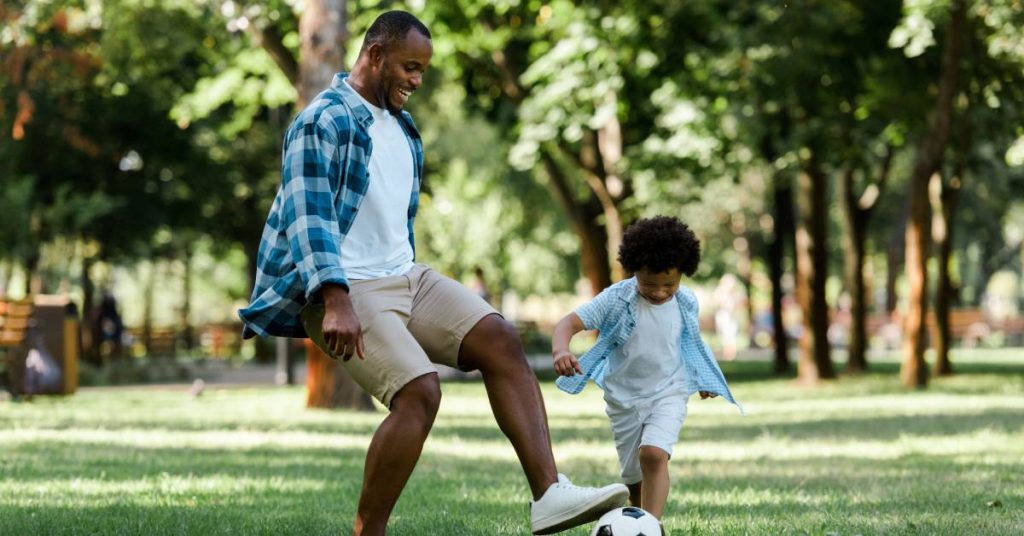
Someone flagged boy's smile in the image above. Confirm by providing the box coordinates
[635,268,682,305]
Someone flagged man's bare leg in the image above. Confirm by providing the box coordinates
[627,482,642,507]
[458,314,558,499]
[353,373,441,536]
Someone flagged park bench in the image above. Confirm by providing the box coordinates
[0,299,34,395]
[865,308,999,349]
[992,315,1024,346]
[127,327,178,357]
[926,309,991,347]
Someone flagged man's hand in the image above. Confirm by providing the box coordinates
[321,285,364,361]
[553,349,582,377]
[699,391,718,399]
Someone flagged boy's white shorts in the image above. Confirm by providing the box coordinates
[605,390,689,484]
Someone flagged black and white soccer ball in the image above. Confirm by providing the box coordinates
[590,507,663,536]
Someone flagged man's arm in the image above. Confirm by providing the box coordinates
[281,116,349,299]
[320,284,364,361]
[280,114,363,359]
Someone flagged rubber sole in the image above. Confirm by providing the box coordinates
[531,487,629,535]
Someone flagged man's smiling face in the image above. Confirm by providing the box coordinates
[375,29,432,114]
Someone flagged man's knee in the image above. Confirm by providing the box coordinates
[392,373,442,425]
[462,315,526,371]
[638,446,669,467]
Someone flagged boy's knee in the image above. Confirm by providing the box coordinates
[638,445,669,467]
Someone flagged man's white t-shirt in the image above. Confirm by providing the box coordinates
[340,80,416,280]
[602,295,688,406]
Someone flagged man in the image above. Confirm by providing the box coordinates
[239,11,627,536]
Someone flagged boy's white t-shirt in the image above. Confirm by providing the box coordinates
[339,80,416,280]
[602,295,688,406]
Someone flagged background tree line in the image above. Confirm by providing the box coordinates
[3,0,1023,405]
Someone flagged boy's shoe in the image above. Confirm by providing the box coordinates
[530,473,629,535]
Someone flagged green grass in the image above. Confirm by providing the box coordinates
[2,352,1023,535]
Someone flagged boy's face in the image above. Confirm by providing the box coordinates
[635,268,681,305]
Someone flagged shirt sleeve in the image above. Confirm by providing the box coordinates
[575,284,618,330]
[281,114,350,301]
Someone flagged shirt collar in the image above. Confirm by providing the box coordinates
[331,72,375,130]
[331,72,422,140]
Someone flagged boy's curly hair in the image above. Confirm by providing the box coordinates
[617,216,700,276]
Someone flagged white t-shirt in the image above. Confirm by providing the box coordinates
[340,80,416,280]
[602,296,687,406]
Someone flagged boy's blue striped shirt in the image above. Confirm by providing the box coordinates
[556,278,743,413]
[238,73,423,339]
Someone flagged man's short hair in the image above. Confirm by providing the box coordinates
[362,11,431,54]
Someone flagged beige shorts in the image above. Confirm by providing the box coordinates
[301,264,497,407]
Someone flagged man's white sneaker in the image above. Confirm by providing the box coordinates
[530,473,629,535]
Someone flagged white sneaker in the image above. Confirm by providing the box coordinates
[530,473,629,535]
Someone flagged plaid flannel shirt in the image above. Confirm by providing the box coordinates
[556,278,743,413]
[238,73,424,339]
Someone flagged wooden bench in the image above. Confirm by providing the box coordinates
[127,327,178,358]
[0,299,34,395]
[927,309,990,347]
[865,309,997,348]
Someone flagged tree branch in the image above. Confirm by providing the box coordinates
[252,23,299,86]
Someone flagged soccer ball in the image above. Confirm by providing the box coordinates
[590,507,663,536]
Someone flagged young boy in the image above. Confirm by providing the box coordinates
[551,215,742,519]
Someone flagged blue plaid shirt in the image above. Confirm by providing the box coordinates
[238,73,424,339]
[556,278,743,412]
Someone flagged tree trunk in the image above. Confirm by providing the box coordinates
[541,149,612,295]
[80,254,101,366]
[885,221,904,314]
[842,188,869,374]
[730,215,755,348]
[297,0,347,106]
[901,0,965,389]
[932,173,960,376]
[933,109,967,377]
[841,148,891,374]
[305,339,375,410]
[759,121,793,374]
[0,261,9,298]
[179,244,194,351]
[141,261,156,356]
[294,0,373,410]
[23,252,40,296]
[794,155,834,383]
[766,180,793,374]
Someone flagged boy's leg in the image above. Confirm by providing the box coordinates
[637,446,670,518]
[635,391,688,519]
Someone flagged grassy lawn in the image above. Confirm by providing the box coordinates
[2,351,1022,535]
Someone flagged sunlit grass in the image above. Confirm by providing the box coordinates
[2,353,1023,535]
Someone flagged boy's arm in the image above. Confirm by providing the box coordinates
[552,312,585,377]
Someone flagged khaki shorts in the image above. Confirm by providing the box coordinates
[301,264,497,407]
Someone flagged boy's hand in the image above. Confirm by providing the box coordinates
[553,349,583,377]
[699,391,718,399]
